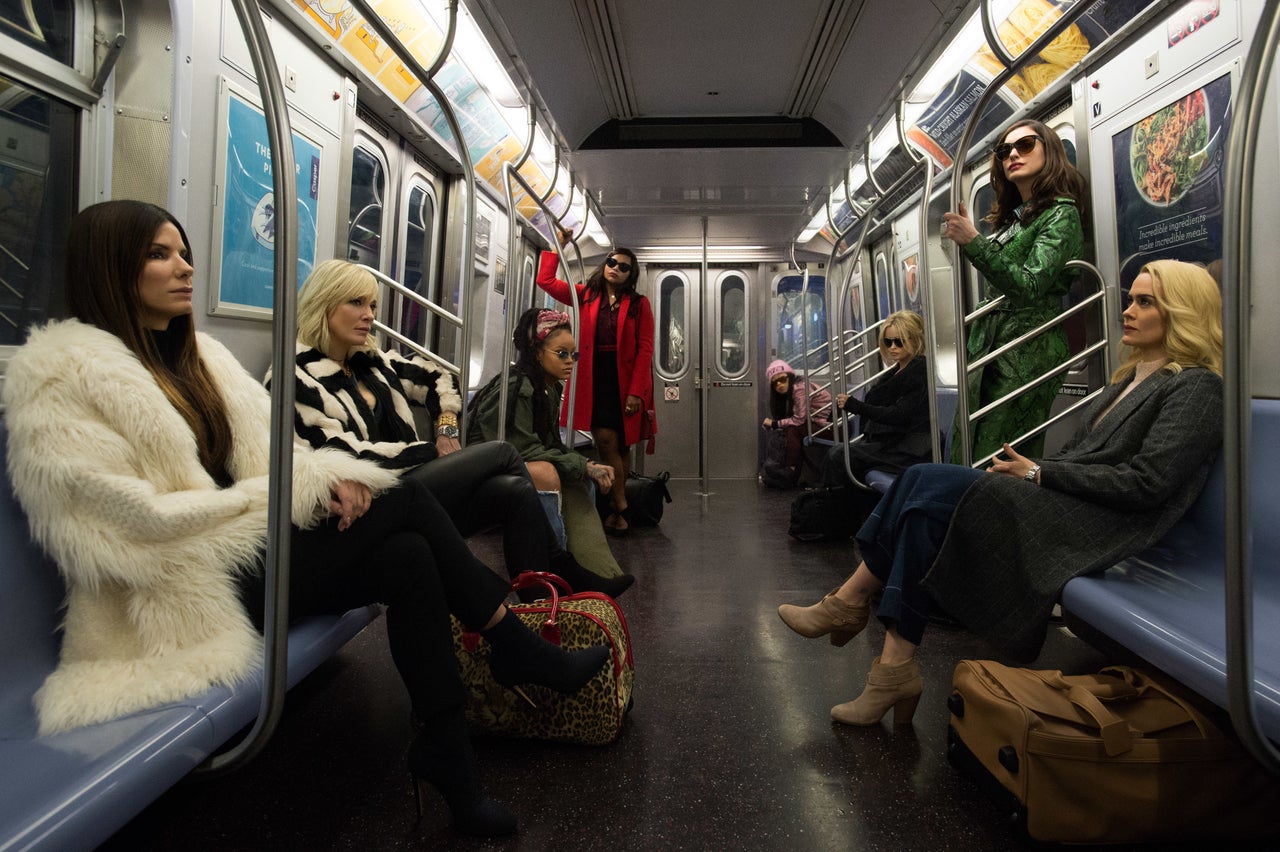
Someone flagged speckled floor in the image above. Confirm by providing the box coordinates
[99,479,1242,851]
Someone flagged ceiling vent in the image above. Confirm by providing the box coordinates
[785,0,867,117]
[580,116,843,149]
[572,0,637,119]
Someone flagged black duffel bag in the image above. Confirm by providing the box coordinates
[599,470,673,527]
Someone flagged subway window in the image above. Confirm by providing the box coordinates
[775,274,828,370]
[655,271,687,377]
[347,144,386,265]
[717,271,747,377]
[0,73,78,347]
[1,0,75,65]
[399,181,436,346]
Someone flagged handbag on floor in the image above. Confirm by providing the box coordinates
[787,487,871,541]
[623,470,671,526]
[947,660,1280,843]
[450,571,634,745]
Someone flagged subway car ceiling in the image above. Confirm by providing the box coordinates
[271,0,1105,255]
[464,0,971,251]
[280,0,1182,257]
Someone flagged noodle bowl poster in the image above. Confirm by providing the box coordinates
[1111,73,1231,291]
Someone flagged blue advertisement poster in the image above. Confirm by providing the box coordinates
[219,92,321,310]
[1111,72,1231,293]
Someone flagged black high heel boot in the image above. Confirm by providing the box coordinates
[484,609,610,694]
[408,714,517,837]
[543,550,635,600]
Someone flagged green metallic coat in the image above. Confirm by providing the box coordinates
[951,198,1084,464]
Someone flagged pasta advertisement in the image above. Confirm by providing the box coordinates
[1111,73,1230,290]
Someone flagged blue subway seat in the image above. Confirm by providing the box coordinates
[1061,399,1280,742]
[0,423,380,852]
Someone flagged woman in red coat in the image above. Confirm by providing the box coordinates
[537,232,656,535]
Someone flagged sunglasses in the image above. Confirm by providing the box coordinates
[883,337,906,348]
[993,135,1043,161]
[604,257,632,274]
[549,348,579,362]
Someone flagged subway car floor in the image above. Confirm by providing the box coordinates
[101,478,1238,851]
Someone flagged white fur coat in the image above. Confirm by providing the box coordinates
[3,320,400,734]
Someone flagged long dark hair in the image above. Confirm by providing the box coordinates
[469,307,571,445]
[65,200,233,479]
[985,119,1088,229]
[769,374,795,421]
[583,247,642,318]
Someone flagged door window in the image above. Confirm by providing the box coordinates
[398,180,436,346]
[347,144,386,264]
[717,271,747,377]
[655,271,688,378]
[1,0,75,65]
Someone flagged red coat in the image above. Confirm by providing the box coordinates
[536,251,657,449]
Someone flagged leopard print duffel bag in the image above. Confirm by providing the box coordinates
[449,571,634,745]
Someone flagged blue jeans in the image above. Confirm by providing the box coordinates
[856,464,983,645]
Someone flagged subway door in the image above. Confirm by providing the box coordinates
[647,266,700,477]
[704,268,759,478]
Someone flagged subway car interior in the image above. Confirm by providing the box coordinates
[2,0,1280,848]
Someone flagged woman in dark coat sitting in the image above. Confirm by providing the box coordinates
[779,260,1223,728]
[824,310,932,488]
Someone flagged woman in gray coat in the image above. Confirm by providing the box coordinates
[778,260,1223,727]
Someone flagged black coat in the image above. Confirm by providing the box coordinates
[921,366,1223,661]
[841,356,932,468]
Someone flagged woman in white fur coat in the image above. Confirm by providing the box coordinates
[2,200,608,838]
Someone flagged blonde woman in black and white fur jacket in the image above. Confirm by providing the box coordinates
[4,201,609,837]
[278,259,632,598]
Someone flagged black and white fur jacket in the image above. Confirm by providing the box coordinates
[276,344,464,470]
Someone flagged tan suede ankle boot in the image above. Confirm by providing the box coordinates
[831,656,923,726]
[777,590,870,646]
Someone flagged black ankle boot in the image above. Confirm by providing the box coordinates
[548,550,635,599]
[484,609,610,694]
[408,715,517,837]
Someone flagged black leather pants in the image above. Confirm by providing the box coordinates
[406,441,556,578]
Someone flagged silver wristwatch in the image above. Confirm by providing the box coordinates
[436,423,460,439]
[1024,464,1041,483]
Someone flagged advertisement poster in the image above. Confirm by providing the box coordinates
[901,253,923,316]
[1112,72,1231,292]
[907,70,1017,168]
[216,90,321,313]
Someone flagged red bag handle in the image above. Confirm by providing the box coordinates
[509,571,573,644]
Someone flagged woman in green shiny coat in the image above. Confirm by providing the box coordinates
[942,119,1088,463]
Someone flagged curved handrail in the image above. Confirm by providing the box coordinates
[948,0,1102,466]
[347,0,473,401]
[1222,0,1280,772]
[200,0,298,775]
[494,107,537,443]
[361,264,463,376]
[503,166,585,446]
[828,158,929,479]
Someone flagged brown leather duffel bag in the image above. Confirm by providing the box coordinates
[947,660,1280,843]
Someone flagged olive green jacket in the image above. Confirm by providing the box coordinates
[467,373,588,484]
[952,198,1084,462]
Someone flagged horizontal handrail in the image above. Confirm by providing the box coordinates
[372,320,460,376]
[966,289,1105,374]
[970,383,1108,469]
[360,264,463,329]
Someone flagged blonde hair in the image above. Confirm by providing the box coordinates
[1110,259,1222,384]
[880,310,925,360]
[297,259,380,355]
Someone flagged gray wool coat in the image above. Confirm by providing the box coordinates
[921,365,1223,662]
